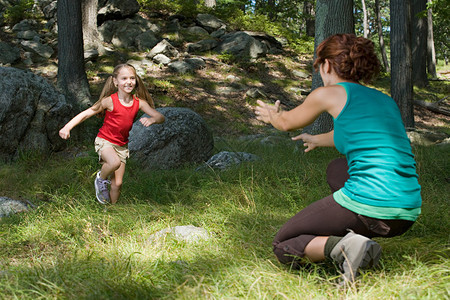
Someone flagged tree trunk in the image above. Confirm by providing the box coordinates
[426,0,437,78]
[411,0,428,87]
[303,0,315,37]
[57,0,91,108]
[303,0,354,135]
[390,0,414,128]
[268,0,276,20]
[375,0,390,72]
[205,0,216,8]
[362,0,368,38]
[81,0,103,53]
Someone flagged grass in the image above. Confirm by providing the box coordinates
[0,136,449,299]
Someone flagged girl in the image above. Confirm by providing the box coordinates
[255,34,421,284]
[59,63,165,204]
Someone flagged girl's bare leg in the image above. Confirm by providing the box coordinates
[99,147,121,179]
[110,162,126,204]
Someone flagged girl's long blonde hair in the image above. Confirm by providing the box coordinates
[92,63,155,114]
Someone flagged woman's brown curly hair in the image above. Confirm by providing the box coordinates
[313,34,380,84]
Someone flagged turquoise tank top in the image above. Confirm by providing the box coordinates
[333,82,421,220]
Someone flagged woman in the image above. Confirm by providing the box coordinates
[255,34,421,284]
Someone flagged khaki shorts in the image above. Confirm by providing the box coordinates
[94,137,129,164]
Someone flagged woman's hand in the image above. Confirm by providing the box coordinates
[292,133,318,152]
[255,100,281,124]
[292,131,335,153]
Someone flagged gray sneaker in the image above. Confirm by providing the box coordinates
[94,171,110,204]
[330,230,382,284]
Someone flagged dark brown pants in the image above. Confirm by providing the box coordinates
[272,158,415,265]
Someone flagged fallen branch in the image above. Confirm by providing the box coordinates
[414,99,450,116]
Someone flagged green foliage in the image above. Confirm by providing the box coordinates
[3,0,35,25]
[428,0,450,60]
[138,0,205,18]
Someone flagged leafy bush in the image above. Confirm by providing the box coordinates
[3,0,35,25]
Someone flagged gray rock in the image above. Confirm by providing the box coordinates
[12,19,36,32]
[168,58,206,73]
[210,28,226,38]
[147,39,179,59]
[215,31,267,59]
[186,39,218,53]
[246,88,268,99]
[186,26,210,36]
[166,18,181,33]
[0,42,20,64]
[147,225,210,244]
[197,151,260,171]
[0,67,73,160]
[152,53,171,65]
[16,30,39,40]
[129,107,214,169]
[292,69,309,79]
[84,49,99,61]
[111,21,144,48]
[136,31,159,51]
[0,197,32,218]
[196,14,226,32]
[97,0,140,23]
[20,40,54,58]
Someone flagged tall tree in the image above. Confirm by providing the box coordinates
[57,0,91,108]
[375,0,390,72]
[426,0,437,78]
[205,0,216,8]
[304,0,354,135]
[390,0,414,128]
[81,0,103,53]
[303,0,315,37]
[411,0,428,87]
[361,0,368,38]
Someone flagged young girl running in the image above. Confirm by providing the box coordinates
[255,34,421,284]
[59,63,165,204]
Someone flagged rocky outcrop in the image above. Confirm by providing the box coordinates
[128,107,214,169]
[0,67,73,161]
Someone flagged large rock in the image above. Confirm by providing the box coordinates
[129,107,214,169]
[99,16,161,49]
[0,197,32,218]
[196,14,226,32]
[168,58,206,74]
[0,42,21,64]
[215,31,267,59]
[97,0,140,24]
[0,67,73,161]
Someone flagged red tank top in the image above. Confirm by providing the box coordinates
[97,93,140,146]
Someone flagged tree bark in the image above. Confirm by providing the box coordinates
[303,0,315,37]
[81,0,103,53]
[411,0,428,87]
[390,0,414,128]
[57,0,91,108]
[361,0,368,38]
[303,0,354,135]
[375,0,390,72]
[426,0,437,78]
[205,0,216,8]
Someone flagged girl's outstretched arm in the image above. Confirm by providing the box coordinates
[139,100,165,127]
[59,98,109,139]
